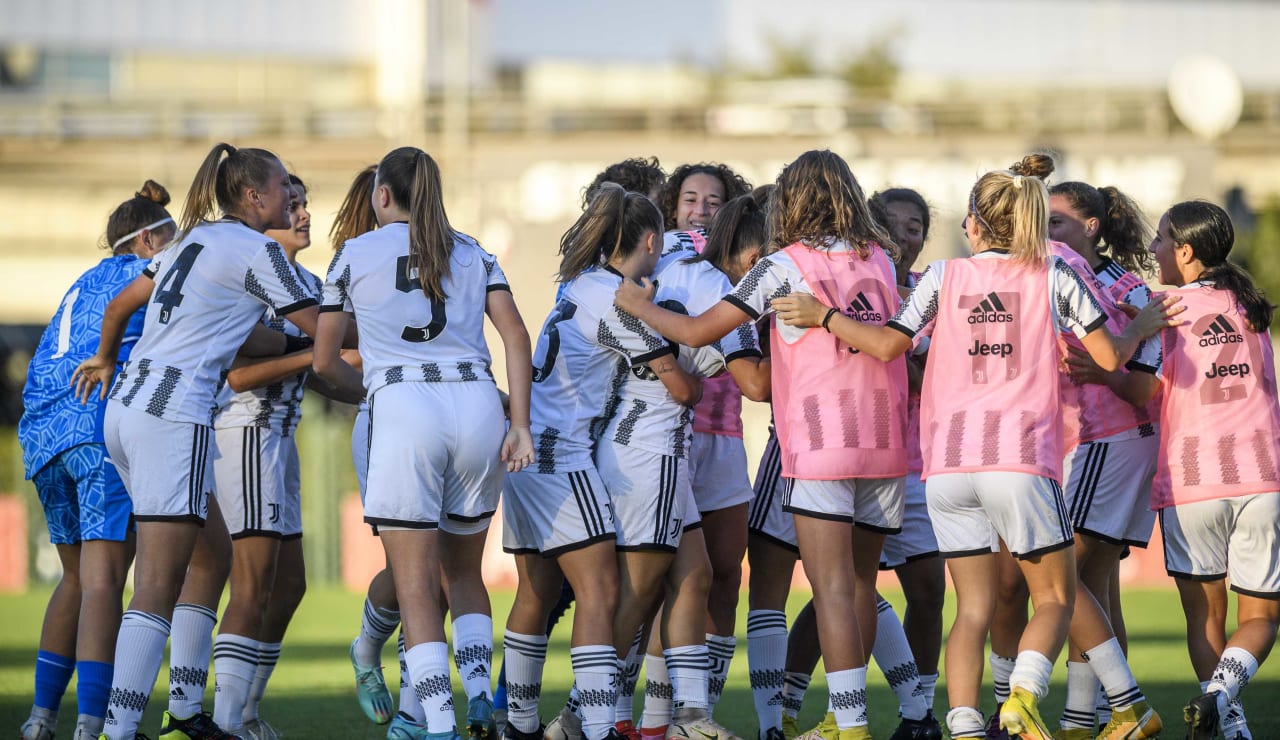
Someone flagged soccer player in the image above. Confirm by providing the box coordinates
[73,143,325,740]
[313,146,534,740]
[18,182,176,740]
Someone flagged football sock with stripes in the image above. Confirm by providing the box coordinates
[452,613,494,701]
[502,631,547,734]
[354,598,400,668]
[871,598,929,721]
[1082,637,1144,710]
[211,633,259,730]
[104,610,170,740]
[406,641,455,734]
[615,629,644,723]
[1060,661,1100,730]
[570,645,618,740]
[665,644,709,712]
[746,610,788,732]
[640,652,672,730]
[242,641,280,723]
[168,603,217,719]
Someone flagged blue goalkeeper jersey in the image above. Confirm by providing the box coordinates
[19,254,150,478]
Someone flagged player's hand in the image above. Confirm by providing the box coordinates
[615,277,656,314]
[339,348,363,371]
[1064,344,1107,386]
[71,355,115,403]
[1128,293,1184,338]
[501,425,534,473]
[771,292,829,328]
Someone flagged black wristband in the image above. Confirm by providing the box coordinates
[821,307,839,332]
[283,334,314,354]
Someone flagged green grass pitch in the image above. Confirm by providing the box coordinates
[1,586,1276,738]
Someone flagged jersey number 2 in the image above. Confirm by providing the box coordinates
[152,244,205,324]
[395,256,448,342]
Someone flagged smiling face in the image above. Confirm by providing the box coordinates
[675,172,725,231]
[248,159,294,232]
[1150,212,1185,286]
[266,184,311,257]
[884,199,926,271]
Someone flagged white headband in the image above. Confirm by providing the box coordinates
[1011,175,1025,190]
[112,217,174,248]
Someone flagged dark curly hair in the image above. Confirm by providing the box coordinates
[658,163,751,231]
[582,157,666,208]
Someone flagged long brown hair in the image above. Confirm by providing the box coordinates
[689,195,767,275]
[377,147,456,302]
[768,149,894,260]
[1167,200,1272,332]
[1049,181,1154,274]
[968,154,1053,265]
[330,164,378,250]
[105,180,173,254]
[558,183,663,282]
[179,142,282,234]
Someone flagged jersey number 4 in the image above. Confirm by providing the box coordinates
[395,256,448,342]
[152,244,205,324]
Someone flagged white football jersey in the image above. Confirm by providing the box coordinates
[529,266,674,474]
[322,223,507,399]
[214,263,323,436]
[602,250,761,458]
[111,219,318,425]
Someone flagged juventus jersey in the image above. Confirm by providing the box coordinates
[603,250,761,458]
[529,266,674,474]
[215,263,323,437]
[110,220,317,425]
[20,254,150,478]
[322,223,508,399]
[888,252,1107,341]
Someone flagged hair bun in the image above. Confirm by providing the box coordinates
[136,180,171,206]
[1009,154,1055,181]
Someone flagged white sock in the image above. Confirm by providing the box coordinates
[103,611,170,740]
[665,644,709,712]
[452,613,494,701]
[945,706,986,738]
[782,671,810,720]
[871,598,928,721]
[1060,661,1099,730]
[746,610,788,732]
[354,598,400,667]
[167,603,217,718]
[503,631,547,734]
[242,641,280,723]
[1207,647,1259,707]
[641,653,672,729]
[919,673,939,709]
[570,645,617,740]
[616,630,644,723]
[705,634,735,711]
[1221,695,1250,738]
[406,641,454,733]
[211,633,259,731]
[989,652,1016,704]
[1008,650,1053,701]
[825,666,868,729]
[399,633,426,723]
[1095,683,1111,725]
[1082,637,1144,710]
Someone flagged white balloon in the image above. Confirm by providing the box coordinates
[1168,55,1243,140]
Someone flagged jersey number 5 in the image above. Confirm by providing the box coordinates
[395,256,448,342]
[152,244,205,324]
[532,300,577,383]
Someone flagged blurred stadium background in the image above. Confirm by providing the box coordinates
[2,0,1280,592]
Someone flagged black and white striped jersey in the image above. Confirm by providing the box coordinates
[111,220,317,425]
[321,223,508,400]
[214,263,323,437]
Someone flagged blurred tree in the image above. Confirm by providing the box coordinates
[764,34,817,78]
[840,30,901,99]
[1228,190,1280,305]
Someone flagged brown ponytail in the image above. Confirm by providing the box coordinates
[558,183,663,282]
[376,147,456,302]
[330,164,378,250]
[1049,181,1154,275]
[1166,200,1272,332]
[179,142,283,234]
[104,180,174,253]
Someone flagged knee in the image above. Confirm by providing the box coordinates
[710,558,741,595]
[275,570,307,610]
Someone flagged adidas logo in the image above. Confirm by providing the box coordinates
[767,692,784,706]
[968,292,1013,324]
[106,709,116,725]
[170,687,186,699]
[1200,314,1243,346]
[845,292,883,322]
[467,665,490,680]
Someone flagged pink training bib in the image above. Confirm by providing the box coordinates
[920,255,1063,480]
[1052,243,1158,448]
[772,243,907,480]
[1151,286,1280,508]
